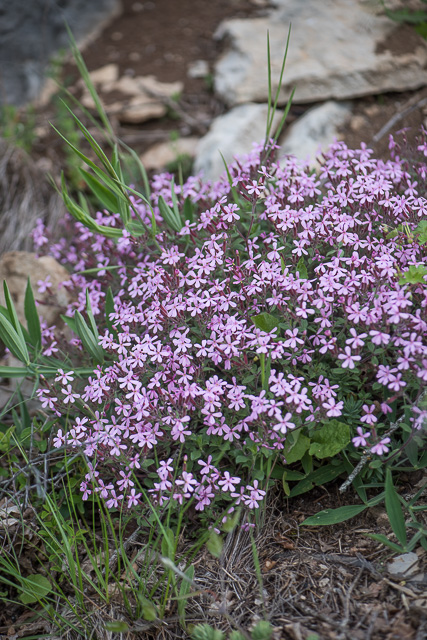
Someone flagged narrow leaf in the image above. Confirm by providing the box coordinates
[385,468,407,546]
[79,168,118,213]
[302,505,367,526]
[24,278,41,349]
[0,313,30,364]
[74,311,104,365]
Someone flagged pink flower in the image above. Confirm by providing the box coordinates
[337,347,361,369]
[370,437,391,455]
[360,404,377,426]
[127,488,142,508]
[352,427,371,448]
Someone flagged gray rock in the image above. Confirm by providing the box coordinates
[0,0,121,106]
[214,0,427,106]
[387,552,419,578]
[194,103,283,183]
[280,101,353,168]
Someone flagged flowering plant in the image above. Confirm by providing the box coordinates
[3,125,426,525]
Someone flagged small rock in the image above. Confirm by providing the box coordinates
[187,60,209,79]
[0,251,71,329]
[141,137,200,171]
[280,101,353,168]
[81,74,183,124]
[87,63,119,86]
[387,552,419,578]
[350,115,367,132]
[194,103,283,182]
[106,97,166,124]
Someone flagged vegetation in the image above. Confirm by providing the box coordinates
[0,31,426,639]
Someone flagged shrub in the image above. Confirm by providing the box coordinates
[27,127,427,525]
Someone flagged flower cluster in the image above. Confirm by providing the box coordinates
[34,129,427,518]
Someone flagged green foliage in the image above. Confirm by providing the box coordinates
[381,0,427,39]
[0,104,36,152]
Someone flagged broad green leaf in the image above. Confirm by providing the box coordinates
[399,264,427,285]
[302,505,367,526]
[385,468,407,547]
[19,574,51,604]
[74,311,104,365]
[309,420,350,459]
[289,462,346,497]
[139,596,158,621]
[283,433,310,464]
[161,527,175,561]
[206,530,223,558]
[79,168,118,213]
[296,257,308,279]
[251,312,280,334]
[0,313,30,364]
[24,278,41,349]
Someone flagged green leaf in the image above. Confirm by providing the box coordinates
[61,314,77,334]
[206,531,223,558]
[309,420,350,459]
[289,462,346,497]
[24,278,41,349]
[182,197,194,223]
[74,311,104,365]
[398,264,427,285]
[0,312,30,364]
[139,596,158,621]
[178,564,195,626]
[158,195,182,232]
[60,174,123,239]
[19,574,52,604]
[105,287,117,336]
[364,533,404,553]
[105,622,129,632]
[296,257,308,279]
[251,312,280,334]
[302,504,367,526]
[385,468,407,547]
[283,432,310,464]
[126,219,146,237]
[161,527,175,561]
[79,168,118,213]
[85,290,100,343]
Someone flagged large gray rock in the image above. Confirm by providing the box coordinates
[194,103,283,183]
[280,101,353,168]
[0,0,121,106]
[214,0,427,106]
